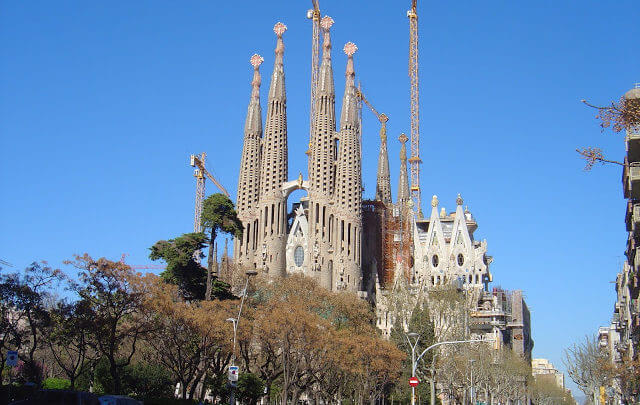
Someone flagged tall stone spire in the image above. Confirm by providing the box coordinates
[397,133,410,205]
[308,16,337,197]
[375,113,392,205]
[339,42,359,131]
[336,42,361,214]
[235,54,264,267]
[260,21,289,198]
[237,54,263,218]
[334,42,362,292]
[257,22,289,277]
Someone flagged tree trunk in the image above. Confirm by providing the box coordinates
[109,358,121,394]
[206,232,217,300]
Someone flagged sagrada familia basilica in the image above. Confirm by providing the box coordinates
[231,14,531,357]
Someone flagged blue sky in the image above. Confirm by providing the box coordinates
[1,0,639,396]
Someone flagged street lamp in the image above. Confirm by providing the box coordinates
[409,338,495,405]
[227,269,258,405]
[406,332,420,405]
[469,359,475,405]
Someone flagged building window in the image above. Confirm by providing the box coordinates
[432,254,439,267]
[457,253,464,266]
[294,246,304,267]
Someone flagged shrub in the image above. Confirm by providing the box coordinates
[42,377,71,390]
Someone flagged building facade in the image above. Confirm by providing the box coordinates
[230,13,533,362]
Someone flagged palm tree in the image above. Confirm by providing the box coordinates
[201,193,243,300]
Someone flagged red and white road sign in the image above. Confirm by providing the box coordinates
[409,377,419,387]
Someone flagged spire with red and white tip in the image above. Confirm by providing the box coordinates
[258,22,290,276]
[308,16,337,198]
[318,16,335,95]
[245,54,263,134]
[236,53,264,266]
[340,42,358,128]
[268,22,287,101]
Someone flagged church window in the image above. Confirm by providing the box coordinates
[294,246,304,267]
[457,254,465,266]
[432,254,439,267]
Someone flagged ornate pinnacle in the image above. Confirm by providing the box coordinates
[320,16,334,30]
[273,22,287,37]
[399,133,408,144]
[456,193,463,206]
[250,54,264,69]
[431,195,439,207]
[343,42,358,57]
[250,54,263,98]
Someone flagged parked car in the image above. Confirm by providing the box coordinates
[9,389,100,405]
[99,395,142,405]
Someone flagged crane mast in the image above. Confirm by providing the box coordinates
[307,0,321,155]
[407,0,422,216]
[190,152,230,233]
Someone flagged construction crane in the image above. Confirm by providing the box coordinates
[0,258,14,268]
[306,0,321,155]
[356,87,389,130]
[119,254,166,271]
[407,0,422,216]
[190,153,230,233]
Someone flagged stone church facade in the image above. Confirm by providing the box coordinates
[232,18,494,303]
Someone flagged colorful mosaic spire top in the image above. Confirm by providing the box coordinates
[343,42,357,57]
[250,54,264,69]
[273,22,287,37]
[320,16,334,30]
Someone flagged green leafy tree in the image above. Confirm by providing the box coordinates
[236,373,265,405]
[150,232,234,301]
[390,304,436,404]
[150,233,208,300]
[201,193,243,300]
[124,362,173,399]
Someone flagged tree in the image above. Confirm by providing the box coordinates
[41,299,96,389]
[149,232,209,301]
[578,89,640,170]
[564,335,611,400]
[236,373,265,405]
[140,274,235,399]
[389,303,436,404]
[201,193,243,301]
[0,262,63,384]
[66,254,152,394]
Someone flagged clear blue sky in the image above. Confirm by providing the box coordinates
[1,0,638,396]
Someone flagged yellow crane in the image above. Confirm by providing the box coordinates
[407,0,422,216]
[190,152,229,233]
[306,0,321,156]
[356,87,389,134]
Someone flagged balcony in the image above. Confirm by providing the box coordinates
[625,163,640,200]
[627,128,640,163]
[633,205,640,237]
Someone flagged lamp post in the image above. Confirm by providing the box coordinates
[227,269,258,405]
[469,359,475,405]
[409,339,495,405]
[406,332,420,405]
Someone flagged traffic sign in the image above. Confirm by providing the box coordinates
[409,377,419,387]
[6,351,18,367]
[228,365,239,382]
